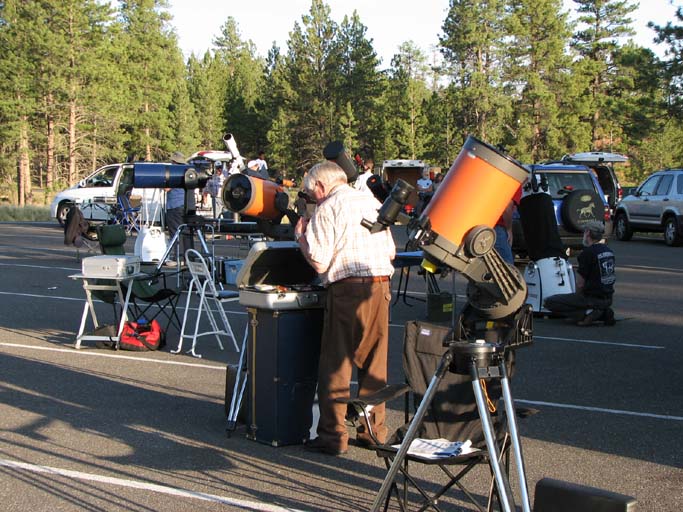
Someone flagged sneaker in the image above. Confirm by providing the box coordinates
[577,309,604,326]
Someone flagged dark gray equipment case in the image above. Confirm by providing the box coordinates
[231,241,325,446]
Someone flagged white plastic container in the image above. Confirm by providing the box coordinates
[134,226,168,263]
[524,257,576,313]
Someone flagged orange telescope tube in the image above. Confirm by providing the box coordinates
[422,136,528,248]
[222,173,284,220]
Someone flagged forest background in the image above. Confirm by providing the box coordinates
[1,0,683,206]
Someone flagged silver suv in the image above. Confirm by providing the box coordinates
[614,169,683,246]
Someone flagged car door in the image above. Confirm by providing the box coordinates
[673,174,683,214]
[74,165,121,221]
[628,175,661,225]
[648,174,674,223]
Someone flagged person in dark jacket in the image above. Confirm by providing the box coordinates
[544,221,616,326]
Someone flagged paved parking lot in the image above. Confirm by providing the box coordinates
[0,222,681,511]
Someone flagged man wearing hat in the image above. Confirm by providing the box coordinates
[544,221,616,326]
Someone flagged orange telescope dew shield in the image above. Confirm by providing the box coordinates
[222,173,284,220]
[422,136,528,248]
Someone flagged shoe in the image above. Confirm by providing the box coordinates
[354,436,382,450]
[164,260,178,268]
[304,437,348,456]
[602,308,616,326]
[577,309,604,326]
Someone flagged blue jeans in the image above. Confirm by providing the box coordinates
[494,225,514,264]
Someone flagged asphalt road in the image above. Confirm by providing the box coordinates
[0,222,681,511]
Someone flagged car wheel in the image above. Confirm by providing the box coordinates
[614,213,633,241]
[664,217,683,246]
[56,202,74,226]
[560,189,603,233]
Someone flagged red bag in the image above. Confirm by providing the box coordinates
[119,320,165,351]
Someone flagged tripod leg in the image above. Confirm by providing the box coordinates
[371,349,455,512]
[499,362,531,512]
[227,327,250,432]
[156,227,182,273]
[470,364,514,512]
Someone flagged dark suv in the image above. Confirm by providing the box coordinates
[557,152,626,217]
[512,164,612,257]
[614,168,683,246]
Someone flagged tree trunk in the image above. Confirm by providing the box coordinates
[18,117,30,206]
[145,101,151,161]
[91,119,98,171]
[46,92,55,190]
[68,6,78,184]
[69,97,77,182]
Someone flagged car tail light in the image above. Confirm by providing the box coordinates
[604,205,610,221]
[617,185,623,201]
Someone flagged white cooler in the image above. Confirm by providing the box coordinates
[524,257,575,313]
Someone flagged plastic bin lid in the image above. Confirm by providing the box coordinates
[236,241,319,288]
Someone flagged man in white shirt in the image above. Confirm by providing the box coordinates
[295,161,395,456]
[247,151,268,172]
[353,158,374,195]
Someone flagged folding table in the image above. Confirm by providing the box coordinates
[69,272,145,349]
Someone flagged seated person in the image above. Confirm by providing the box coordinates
[543,221,616,326]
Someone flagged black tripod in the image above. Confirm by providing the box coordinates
[155,190,216,277]
[156,217,215,266]
[371,329,532,512]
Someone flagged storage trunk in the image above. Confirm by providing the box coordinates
[230,241,326,446]
[244,308,323,446]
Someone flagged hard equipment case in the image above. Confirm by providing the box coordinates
[81,255,141,278]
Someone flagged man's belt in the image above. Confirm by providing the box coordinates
[336,275,390,284]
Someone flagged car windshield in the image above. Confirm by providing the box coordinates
[84,166,117,188]
[538,172,595,199]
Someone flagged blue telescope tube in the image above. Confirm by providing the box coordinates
[133,163,189,189]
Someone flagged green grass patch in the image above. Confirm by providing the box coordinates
[0,205,52,222]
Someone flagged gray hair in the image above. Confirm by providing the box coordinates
[584,220,605,241]
[303,161,347,193]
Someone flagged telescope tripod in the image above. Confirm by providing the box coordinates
[156,218,216,282]
[371,339,531,512]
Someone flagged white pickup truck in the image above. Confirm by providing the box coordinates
[50,163,164,226]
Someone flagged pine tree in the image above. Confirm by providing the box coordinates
[385,42,431,159]
[0,0,41,204]
[274,0,339,173]
[440,0,512,144]
[213,17,267,157]
[571,0,638,149]
[187,52,227,149]
[650,7,683,119]
[330,12,383,153]
[118,0,183,161]
[504,0,573,161]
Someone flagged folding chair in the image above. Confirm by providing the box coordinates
[112,182,141,235]
[96,224,182,331]
[173,249,239,358]
[342,320,530,512]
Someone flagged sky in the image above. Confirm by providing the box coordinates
[168,0,681,66]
